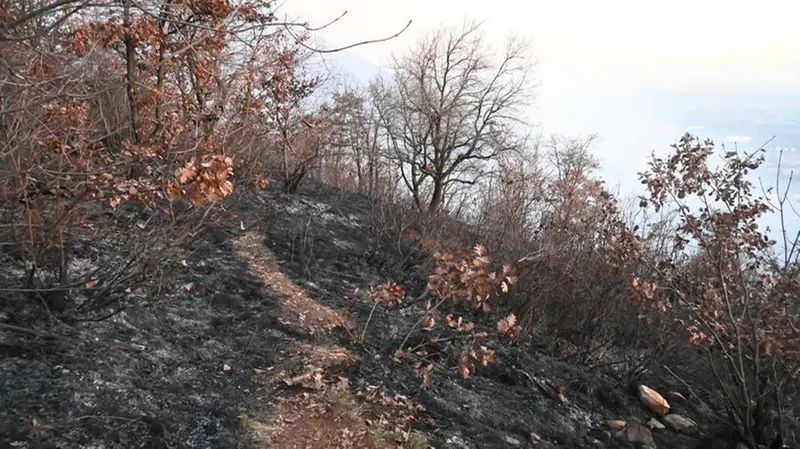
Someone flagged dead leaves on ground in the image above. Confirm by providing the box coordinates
[262,377,427,449]
[277,343,360,391]
[368,281,405,307]
[421,315,436,330]
[282,366,325,390]
[457,345,497,378]
[444,314,475,332]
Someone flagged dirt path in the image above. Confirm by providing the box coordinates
[234,231,428,449]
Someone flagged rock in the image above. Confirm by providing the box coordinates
[504,435,521,446]
[444,434,472,449]
[647,417,665,430]
[638,384,670,416]
[617,423,656,449]
[603,419,627,430]
[663,413,697,435]
[665,391,688,401]
[735,444,748,449]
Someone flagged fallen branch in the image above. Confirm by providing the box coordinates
[0,322,148,352]
[0,322,58,339]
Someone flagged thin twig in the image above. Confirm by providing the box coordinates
[662,364,716,418]
[283,17,412,54]
[0,323,59,339]
[399,296,447,352]
[360,299,382,344]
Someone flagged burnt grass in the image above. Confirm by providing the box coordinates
[0,181,750,449]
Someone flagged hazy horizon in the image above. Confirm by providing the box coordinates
[278,0,800,246]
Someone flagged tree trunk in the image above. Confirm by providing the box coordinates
[428,177,444,213]
[123,0,139,143]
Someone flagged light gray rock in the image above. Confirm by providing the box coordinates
[647,417,666,430]
[663,413,697,435]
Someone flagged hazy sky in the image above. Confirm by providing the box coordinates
[277,0,800,195]
[278,0,800,87]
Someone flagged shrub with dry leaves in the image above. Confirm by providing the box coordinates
[377,244,521,385]
[629,134,800,448]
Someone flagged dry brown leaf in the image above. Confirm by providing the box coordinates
[421,315,435,330]
[497,313,517,335]
[477,347,496,366]
[473,255,491,267]
[457,354,472,378]
[421,364,434,387]
[556,384,568,403]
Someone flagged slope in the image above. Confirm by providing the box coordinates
[0,181,748,449]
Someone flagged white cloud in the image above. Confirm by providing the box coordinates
[726,136,754,143]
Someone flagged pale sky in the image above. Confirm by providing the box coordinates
[277,0,800,87]
[276,0,800,198]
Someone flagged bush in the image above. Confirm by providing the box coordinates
[633,134,799,447]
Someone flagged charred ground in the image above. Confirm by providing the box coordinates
[0,182,781,449]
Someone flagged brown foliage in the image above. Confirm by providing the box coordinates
[425,244,517,313]
[356,240,519,386]
[632,134,799,447]
[0,0,363,316]
[397,245,517,383]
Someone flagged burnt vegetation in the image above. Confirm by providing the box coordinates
[0,2,798,449]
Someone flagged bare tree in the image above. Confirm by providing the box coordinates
[319,87,371,191]
[372,21,534,213]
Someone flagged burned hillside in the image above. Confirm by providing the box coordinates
[2,2,799,448]
[1,180,796,449]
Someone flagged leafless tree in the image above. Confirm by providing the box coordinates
[372,20,534,213]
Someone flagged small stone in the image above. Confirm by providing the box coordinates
[618,423,656,449]
[603,419,627,430]
[665,391,688,401]
[504,435,521,446]
[647,417,666,430]
[663,413,697,435]
[444,434,471,449]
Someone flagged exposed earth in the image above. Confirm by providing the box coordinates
[0,183,771,449]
